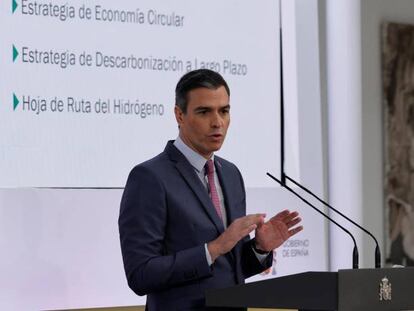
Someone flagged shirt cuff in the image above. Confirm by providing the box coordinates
[252,245,270,264]
[204,243,213,266]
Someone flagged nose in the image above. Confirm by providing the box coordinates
[210,112,223,128]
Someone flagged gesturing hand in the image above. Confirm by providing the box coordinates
[254,210,303,252]
[208,213,265,262]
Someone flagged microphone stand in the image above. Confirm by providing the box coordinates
[285,175,381,268]
[267,172,359,269]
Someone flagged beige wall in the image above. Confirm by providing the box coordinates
[360,0,414,267]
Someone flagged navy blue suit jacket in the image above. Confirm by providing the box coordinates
[119,141,272,310]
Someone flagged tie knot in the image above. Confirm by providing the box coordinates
[205,159,215,175]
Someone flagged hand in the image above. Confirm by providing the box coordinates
[208,213,265,262]
[254,210,303,252]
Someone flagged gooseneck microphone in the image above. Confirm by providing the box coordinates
[278,0,286,187]
[267,172,359,269]
[276,0,359,269]
[277,0,383,270]
[284,175,381,268]
[279,25,286,187]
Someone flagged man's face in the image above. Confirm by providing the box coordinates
[175,86,230,159]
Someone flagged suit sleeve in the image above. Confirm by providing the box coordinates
[118,165,213,296]
[241,238,273,279]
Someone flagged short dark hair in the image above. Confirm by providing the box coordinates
[175,69,230,113]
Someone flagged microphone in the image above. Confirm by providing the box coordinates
[279,2,286,187]
[267,172,359,269]
[275,0,370,269]
[284,175,381,268]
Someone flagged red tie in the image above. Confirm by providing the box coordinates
[205,159,223,220]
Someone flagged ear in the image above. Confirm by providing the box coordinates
[174,105,184,126]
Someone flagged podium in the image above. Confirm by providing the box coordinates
[205,268,414,311]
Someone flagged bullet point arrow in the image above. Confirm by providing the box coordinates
[12,0,18,13]
[13,93,19,110]
[13,45,19,62]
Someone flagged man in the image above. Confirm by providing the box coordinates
[119,69,303,310]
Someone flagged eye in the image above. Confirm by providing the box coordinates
[221,107,230,114]
[195,107,210,115]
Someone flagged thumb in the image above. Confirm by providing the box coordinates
[257,214,266,228]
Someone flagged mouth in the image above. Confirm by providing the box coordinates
[208,133,224,141]
[209,133,223,138]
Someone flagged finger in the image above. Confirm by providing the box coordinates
[288,225,304,237]
[269,213,293,225]
[279,224,290,240]
[257,220,264,229]
[245,213,266,219]
[269,210,290,222]
[233,215,262,232]
[241,223,258,237]
[245,213,266,226]
[276,214,300,229]
[275,210,290,218]
[281,211,299,223]
[286,217,301,228]
[257,214,266,226]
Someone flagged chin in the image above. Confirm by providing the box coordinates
[210,143,223,152]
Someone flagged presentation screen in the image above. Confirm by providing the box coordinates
[0,0,300,188]
[0,0,326,310]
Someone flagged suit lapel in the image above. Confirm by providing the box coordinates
[166,142,225,234]
[215,158,238,263]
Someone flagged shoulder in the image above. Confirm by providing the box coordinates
[215,155,241,175]
[215,155,245,189]
[127,151,171,183]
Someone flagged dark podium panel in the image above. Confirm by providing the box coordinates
[206,268,414,311]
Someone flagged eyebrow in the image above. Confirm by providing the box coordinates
[194,106,211,111]
[193,104,231,111]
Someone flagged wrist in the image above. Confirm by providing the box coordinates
[207,240,220,262]
[253,240,268,254]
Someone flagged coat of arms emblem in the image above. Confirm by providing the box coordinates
[379,277,392,301]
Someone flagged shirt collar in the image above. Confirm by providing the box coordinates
[174,136,214,173]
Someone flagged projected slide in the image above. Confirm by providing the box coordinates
[0,0,300,188]
[0,2,326,310]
